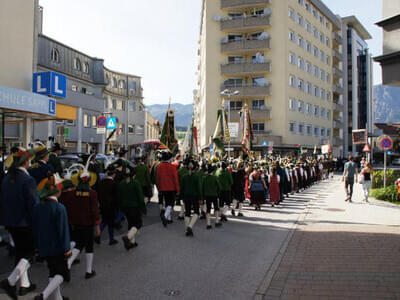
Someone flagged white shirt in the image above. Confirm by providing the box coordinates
[18,167,29,175]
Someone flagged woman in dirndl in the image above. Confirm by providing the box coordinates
[249,167,267,210]
[268,167,281,207]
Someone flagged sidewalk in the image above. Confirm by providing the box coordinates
[262,177,400,300]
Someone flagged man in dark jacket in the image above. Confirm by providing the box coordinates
[33,175,71,300]
[29,145,54,185]
[47,143,64,175]
[0,148,38,299]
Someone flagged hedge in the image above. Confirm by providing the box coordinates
[370,185,399,203]
[372,169,400,189]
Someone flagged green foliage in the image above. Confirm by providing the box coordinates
[371,185,399,203]
[372,170,400,188]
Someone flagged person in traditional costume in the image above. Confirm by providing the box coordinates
[249,167,266,210]
[268,167,280,207]
[47,143,64,175]
[203,164,222,229]
[0,148,38,299]
[231,161,246,217]
[156,150,180,227]
[215,161,233,221]
[29,144,54,185]
[181,160,202,236]
[119,166,146,250]
[177,158,189,221]
[135,157,152,204]
[33,175,71,300]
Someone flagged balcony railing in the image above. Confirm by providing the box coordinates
[333,66,343,78]
[253,130,272,135]
[333,102,343,111]
[333,84,343,95]
[221,15,270,31]
[221,0,270,9]
[221,83,271,97]
[333,119,343,129]
[221,61,271,75]
[333,49,342,62]
[221,38,270,53]
[332,32,343,45]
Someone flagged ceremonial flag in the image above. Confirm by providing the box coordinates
[182,118,198,156]
[160,103,178,152]
[213,109,225,152]
[240,104,253,154]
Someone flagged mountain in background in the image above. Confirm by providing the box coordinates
[146,103,193,129]
[373,85,400,123]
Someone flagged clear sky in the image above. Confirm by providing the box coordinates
[39,0,382,106]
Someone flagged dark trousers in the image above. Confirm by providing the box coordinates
[160,191,176,207]
[205,196,219,213]
[7,226,35,265]
[345,178,354,199]
[122,207,143,230]
[219,191,231,208]
[45,255,70,282]
[184,196,199,217]
[72,225,94,253]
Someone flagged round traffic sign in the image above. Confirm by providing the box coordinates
[97,116,107,128]
[379,136,393,151]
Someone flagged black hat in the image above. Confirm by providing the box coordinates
[51,143,64,152]
[119,148,128,157]
[161,150,172,162]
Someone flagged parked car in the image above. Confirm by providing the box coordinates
[59,153,117,177]
[392,157,400,165]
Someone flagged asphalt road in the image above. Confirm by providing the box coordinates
[0,181,334,300]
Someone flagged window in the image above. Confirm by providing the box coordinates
[252,123,265,132]
[226,78,243,87]
[289,122,296,133]
[229,56,244,64]
[129,101,135,111]
[116,100,124,110]
[314,65,319,77]
[119,124,125,135]
[327,129,331,137]
[321,89,326,99]
[128,125,135,134]
[313,27,319,38]
[320,16,325,25]
[112,77,118,88]
[136,125,144,135]
[129,81,137,91]
[119,80,126,89]
[314,86,320,98]
[252,99,265,110]
[326,56,330,65]
[313,9,318,19]
[313,46,319,57]
[51,48,59,62]
[84,62,89,74]
[298,100,304,112]
[252,77,267,86]
[74,58,82,71]
[230,100,242,110]
[320,107,326,118]
[288,9,295,20]
[325,37,330,47]
[297,14,304,26]
[83,114,89,127]
[320,50,325,62]
[307,81,312,94]
[112,99,117,110]
[306,21,312,33]
[326,73,331,83]
[298,0,304,6]
[320,33,325,43]
[297,79,304,91]
[327,91,331,100]
[297,35,304,47]
[305,2,311,12]
[306,124,312,135]
[306,103,312,114]
[306,61,312,73]
[71,85,78,92]
[81,87,87,94]
[321,127,326,137]
[320,70,325,81]
[289,30,296,42]
[91,116,97,128]
[289,75,296,87]
[66,120,75,126]
[314,105,319,116]
[327,109,331,119]
[298,57,304,70]
[252,53,264,63]
[314,126,319,136]
[298,123,304,134]
[289,98,296,110]
[289,52,296,65]
[306,41,312,52]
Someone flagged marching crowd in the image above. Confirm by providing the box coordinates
[0,143,335,300]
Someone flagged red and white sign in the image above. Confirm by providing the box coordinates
[378,136,393,151]
[362,143,371,152]
[97,116,107,128]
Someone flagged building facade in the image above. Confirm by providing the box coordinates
[196,0,344,155]
[341,16,373,156]
[374,0,400,86]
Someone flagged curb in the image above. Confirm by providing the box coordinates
[252,183,327,300]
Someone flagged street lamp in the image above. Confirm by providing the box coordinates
[220,89,240,158]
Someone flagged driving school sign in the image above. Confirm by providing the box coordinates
[352,129,367,145]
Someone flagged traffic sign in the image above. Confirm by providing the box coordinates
[97,116,107,128]
[106,117,117,130]
[362,143,371,153]
[378,136,393,151]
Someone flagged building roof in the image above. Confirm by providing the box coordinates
[376,13,400,28]
[375,123,400,135]
[374,50,400,64]
[310,0,342,29]
[342,16,372,40]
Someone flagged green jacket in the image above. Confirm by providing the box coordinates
[202,174,220,197]
[178,166,189,190]
[117,178,146,214]
[48,153,63,175]
[135,163,151,187]
[181,172,202,198]
[215,169,233,192]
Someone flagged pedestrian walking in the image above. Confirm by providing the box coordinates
[231,161,246,217]
[203,164,222,229]
[360,162,372,202]
[249,167,267,210]
[268,167,280,207]
[215,161,233,221]
[342,155,358,202]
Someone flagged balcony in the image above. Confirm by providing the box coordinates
[221,83,271,97]
[221,0,270,10]
[333,119,343,129]
[221,38,270,54]
[333,49,342,62]
[332,84,343,95]
[251,107,271,119]
[332,32,342,45]
[333,101,343,112]
[253,130,272,135]
[221,61,271,75]
[333,66,343,78]
[221,15,270,31]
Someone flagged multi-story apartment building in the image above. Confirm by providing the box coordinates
[375,0,400,86]
[341,16,373,156]
[196,0,344,155]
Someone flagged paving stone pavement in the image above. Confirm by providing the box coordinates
[262,177,400,300]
